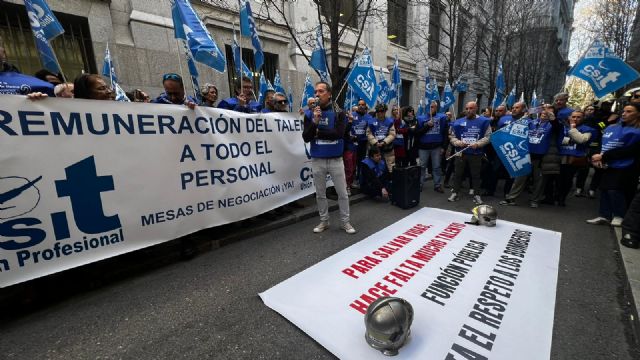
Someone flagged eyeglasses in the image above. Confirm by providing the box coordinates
[162,73,182,82]
[276,100,288,105]
[632,94,640,99]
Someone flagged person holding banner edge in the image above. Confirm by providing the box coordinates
[302,81,356,235]
[500,106,556,208]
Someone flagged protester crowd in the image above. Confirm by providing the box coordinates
[2,46,640,247]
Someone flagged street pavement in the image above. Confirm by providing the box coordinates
[1,185,640,359]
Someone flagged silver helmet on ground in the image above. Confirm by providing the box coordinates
[471,205,498,227]
[364,297,414,356]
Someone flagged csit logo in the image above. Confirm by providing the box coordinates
[0,156,121,250]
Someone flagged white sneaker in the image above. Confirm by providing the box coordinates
[611,217,623,227]
[313,221,329,233]
[469,189,475,196]
[586,217,610,225]
[575,188,583,197]
[473,195,483,205]
[347,188,352,196]
[448,192,459,202]
[342,222,357,234]
[588,190,596,198]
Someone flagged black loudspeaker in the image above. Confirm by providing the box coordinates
[391,166,421,209]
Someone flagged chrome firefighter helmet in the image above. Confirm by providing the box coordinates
[364,297,414,356]
[471,205,498,227]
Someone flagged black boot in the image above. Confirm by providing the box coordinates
[621,233,640,249]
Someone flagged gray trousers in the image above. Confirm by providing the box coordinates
[506,158,545,202]
[311,157,350,224]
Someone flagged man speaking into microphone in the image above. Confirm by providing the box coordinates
[302,81,357,234]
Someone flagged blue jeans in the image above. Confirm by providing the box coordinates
[418,148,442,187]
[599,190,626,219]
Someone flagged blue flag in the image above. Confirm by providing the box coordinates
[258,71,268,104]
[391,54,401,103]
[531,90,539,109]
[288,85,293,112]
[300,73,315,109]
[232,31,252,77]
[377,68,390,105]
[569,40,640,98]
[429,78,440,106]
[416,100,424,116]
[0,71,54,96]
[273,70,286,94]
[346,48,379,108]
[492,62,506,108]
[113,82,131,102]
[99,45,131,102]
[491,120,532,178]
[506,86,516,108]
[172,0,226,73]
[310,26,330,84]
[183,42,202,102]
[424,65,432,102]
[239,0,264,70]
[440,81,455,111]
[24,0,61,74]
[101,44,118,84]
[27,0,64,40]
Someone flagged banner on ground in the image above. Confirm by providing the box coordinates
[260,207,561,360]
[0,97,313,287]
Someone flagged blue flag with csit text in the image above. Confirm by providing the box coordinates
[491,120,532,178]
[569,40,640,98]
[24,0,61,74]
[346,48,378,108]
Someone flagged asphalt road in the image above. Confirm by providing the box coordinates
[1,186,639,359]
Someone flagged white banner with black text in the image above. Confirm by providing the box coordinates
[0,96,314,287]
[260,207,561,360]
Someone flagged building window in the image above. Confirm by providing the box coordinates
[319,0,358,28]
[428,3,441,58]
[400,79,412,107]
[224,44,278,97]
[387,0,408,47]
[0,2,96,79]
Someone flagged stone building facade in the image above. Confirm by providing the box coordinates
[0,0,574,108]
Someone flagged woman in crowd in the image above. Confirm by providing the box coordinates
[201,83,218,107]
[394,106,416,167]
[587,103,640,227]
[28,74,113,101]
[72,74,114,100]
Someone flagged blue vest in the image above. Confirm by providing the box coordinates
[601,124,640,168]
[418,113,447,144]
[497,115,514,129]
[351,112,372,142]
[558,124,598,157]
[217,97,262,113]
[393,120,407,147]
[527,119,553,155]
[452,116,491,155]
[305,108,344,158]
[361,157,387,182]
[368,117,394,142]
